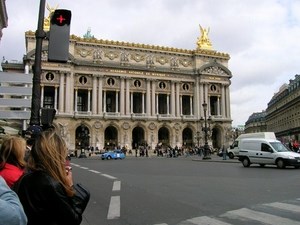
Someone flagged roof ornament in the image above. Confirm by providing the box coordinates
[83,27,94,39]
[44,4,59,31]
[196,24,213,50]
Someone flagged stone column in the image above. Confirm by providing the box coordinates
[221,84,226,117]
[65,73,71,113]
[146,79,151,116]
[125,78,130,115]
[59,73,65,113]
[175,82,180,117]
[54,86,58,111]
[120,77,125,115]
[88,89,91,113]
[98,75,103,115]
[40,85,44,108]
[170,81,175,116]
[74,89,78,113]
[151,80,156,116]
[92,76,97,114]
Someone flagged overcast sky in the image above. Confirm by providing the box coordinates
[1,0,299,127]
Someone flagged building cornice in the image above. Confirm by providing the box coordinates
[25,30,230,59]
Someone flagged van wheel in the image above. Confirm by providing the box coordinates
[276,159,285,169]
[242,158,250,167]
[228,152,234,159]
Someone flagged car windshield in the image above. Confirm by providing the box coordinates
[270,142,290,152]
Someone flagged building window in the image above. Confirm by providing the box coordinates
[159,82,166,89]
[79,76,87,85]
[183,83,189,91]
[46,72,54,81]
[107,78,115,86]
[134,80,141,88]
[210,84,217,92]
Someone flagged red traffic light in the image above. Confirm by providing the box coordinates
[51,9,71,26]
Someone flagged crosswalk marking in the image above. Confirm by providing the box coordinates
[184,216,231,225]
[221,207,300,225]
[107,196,120,219]
[264,202,300,213]
[112,180,121,191]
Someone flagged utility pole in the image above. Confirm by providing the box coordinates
[29,0,46,126]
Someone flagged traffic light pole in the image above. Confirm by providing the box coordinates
[29,0,46,126]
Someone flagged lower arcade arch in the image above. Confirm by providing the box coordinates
[104,126,118,150]
[211,127,222,149]
[132,127,145,149]
[158,127,170,147]
[182,127,193,147]
[75,124,90,150]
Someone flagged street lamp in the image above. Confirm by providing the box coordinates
[195,131,201,147]
[201,102,211,160]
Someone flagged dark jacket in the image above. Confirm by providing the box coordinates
[14,171,89,225]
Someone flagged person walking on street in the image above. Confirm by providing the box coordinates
[222,145,227,160]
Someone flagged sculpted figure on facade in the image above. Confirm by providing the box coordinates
[93,48,103,63]
[146,54,155,68]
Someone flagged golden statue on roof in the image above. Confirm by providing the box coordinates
[197,24,213,50]
[44,4,59,31]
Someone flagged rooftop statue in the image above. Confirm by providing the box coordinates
[44,4,58,31]
[83,27,95,39]
[197,24,213,50]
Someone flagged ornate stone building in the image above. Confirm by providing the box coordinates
[3,22,233,152]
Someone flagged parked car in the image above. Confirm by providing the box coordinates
[101,150,125,160]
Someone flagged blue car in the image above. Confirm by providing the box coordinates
[101,150,125,160]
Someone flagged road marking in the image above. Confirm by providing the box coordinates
[222,208,300,225]
[102,174,117,180]
[79,166,89,170]
[183,216,231,225]
[112,180,121,191]
[89,169,101,174]
[264,202,300,213]
[107,196,120,219]
[70,163,80,167]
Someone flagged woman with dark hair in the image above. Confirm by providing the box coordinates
[15,129,90,225]
[0,136,26,187]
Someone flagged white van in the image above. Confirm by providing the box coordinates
[227,132,276,159]
[238,138,300,169]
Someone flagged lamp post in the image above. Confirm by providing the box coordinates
[195,131,201,147]
[201,102,211,160]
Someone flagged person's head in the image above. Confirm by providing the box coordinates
[28,129,74,196]
[0,136,26,170]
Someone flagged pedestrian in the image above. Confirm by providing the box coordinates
[14,129,90,225]
[0,136,27,187]
[222,145,227,160]
[0,176,27,225]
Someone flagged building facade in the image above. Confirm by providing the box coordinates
[3,25,233,152]
[244,111,267,133]
[266,75,300,143]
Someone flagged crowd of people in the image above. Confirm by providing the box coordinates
[0,127,90,225]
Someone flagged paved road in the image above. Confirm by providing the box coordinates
[70,155,300,225]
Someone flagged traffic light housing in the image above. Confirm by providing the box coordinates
[48,9,71,62]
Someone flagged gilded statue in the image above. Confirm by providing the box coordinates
[44,4,59,31]
[197,24,213,50]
